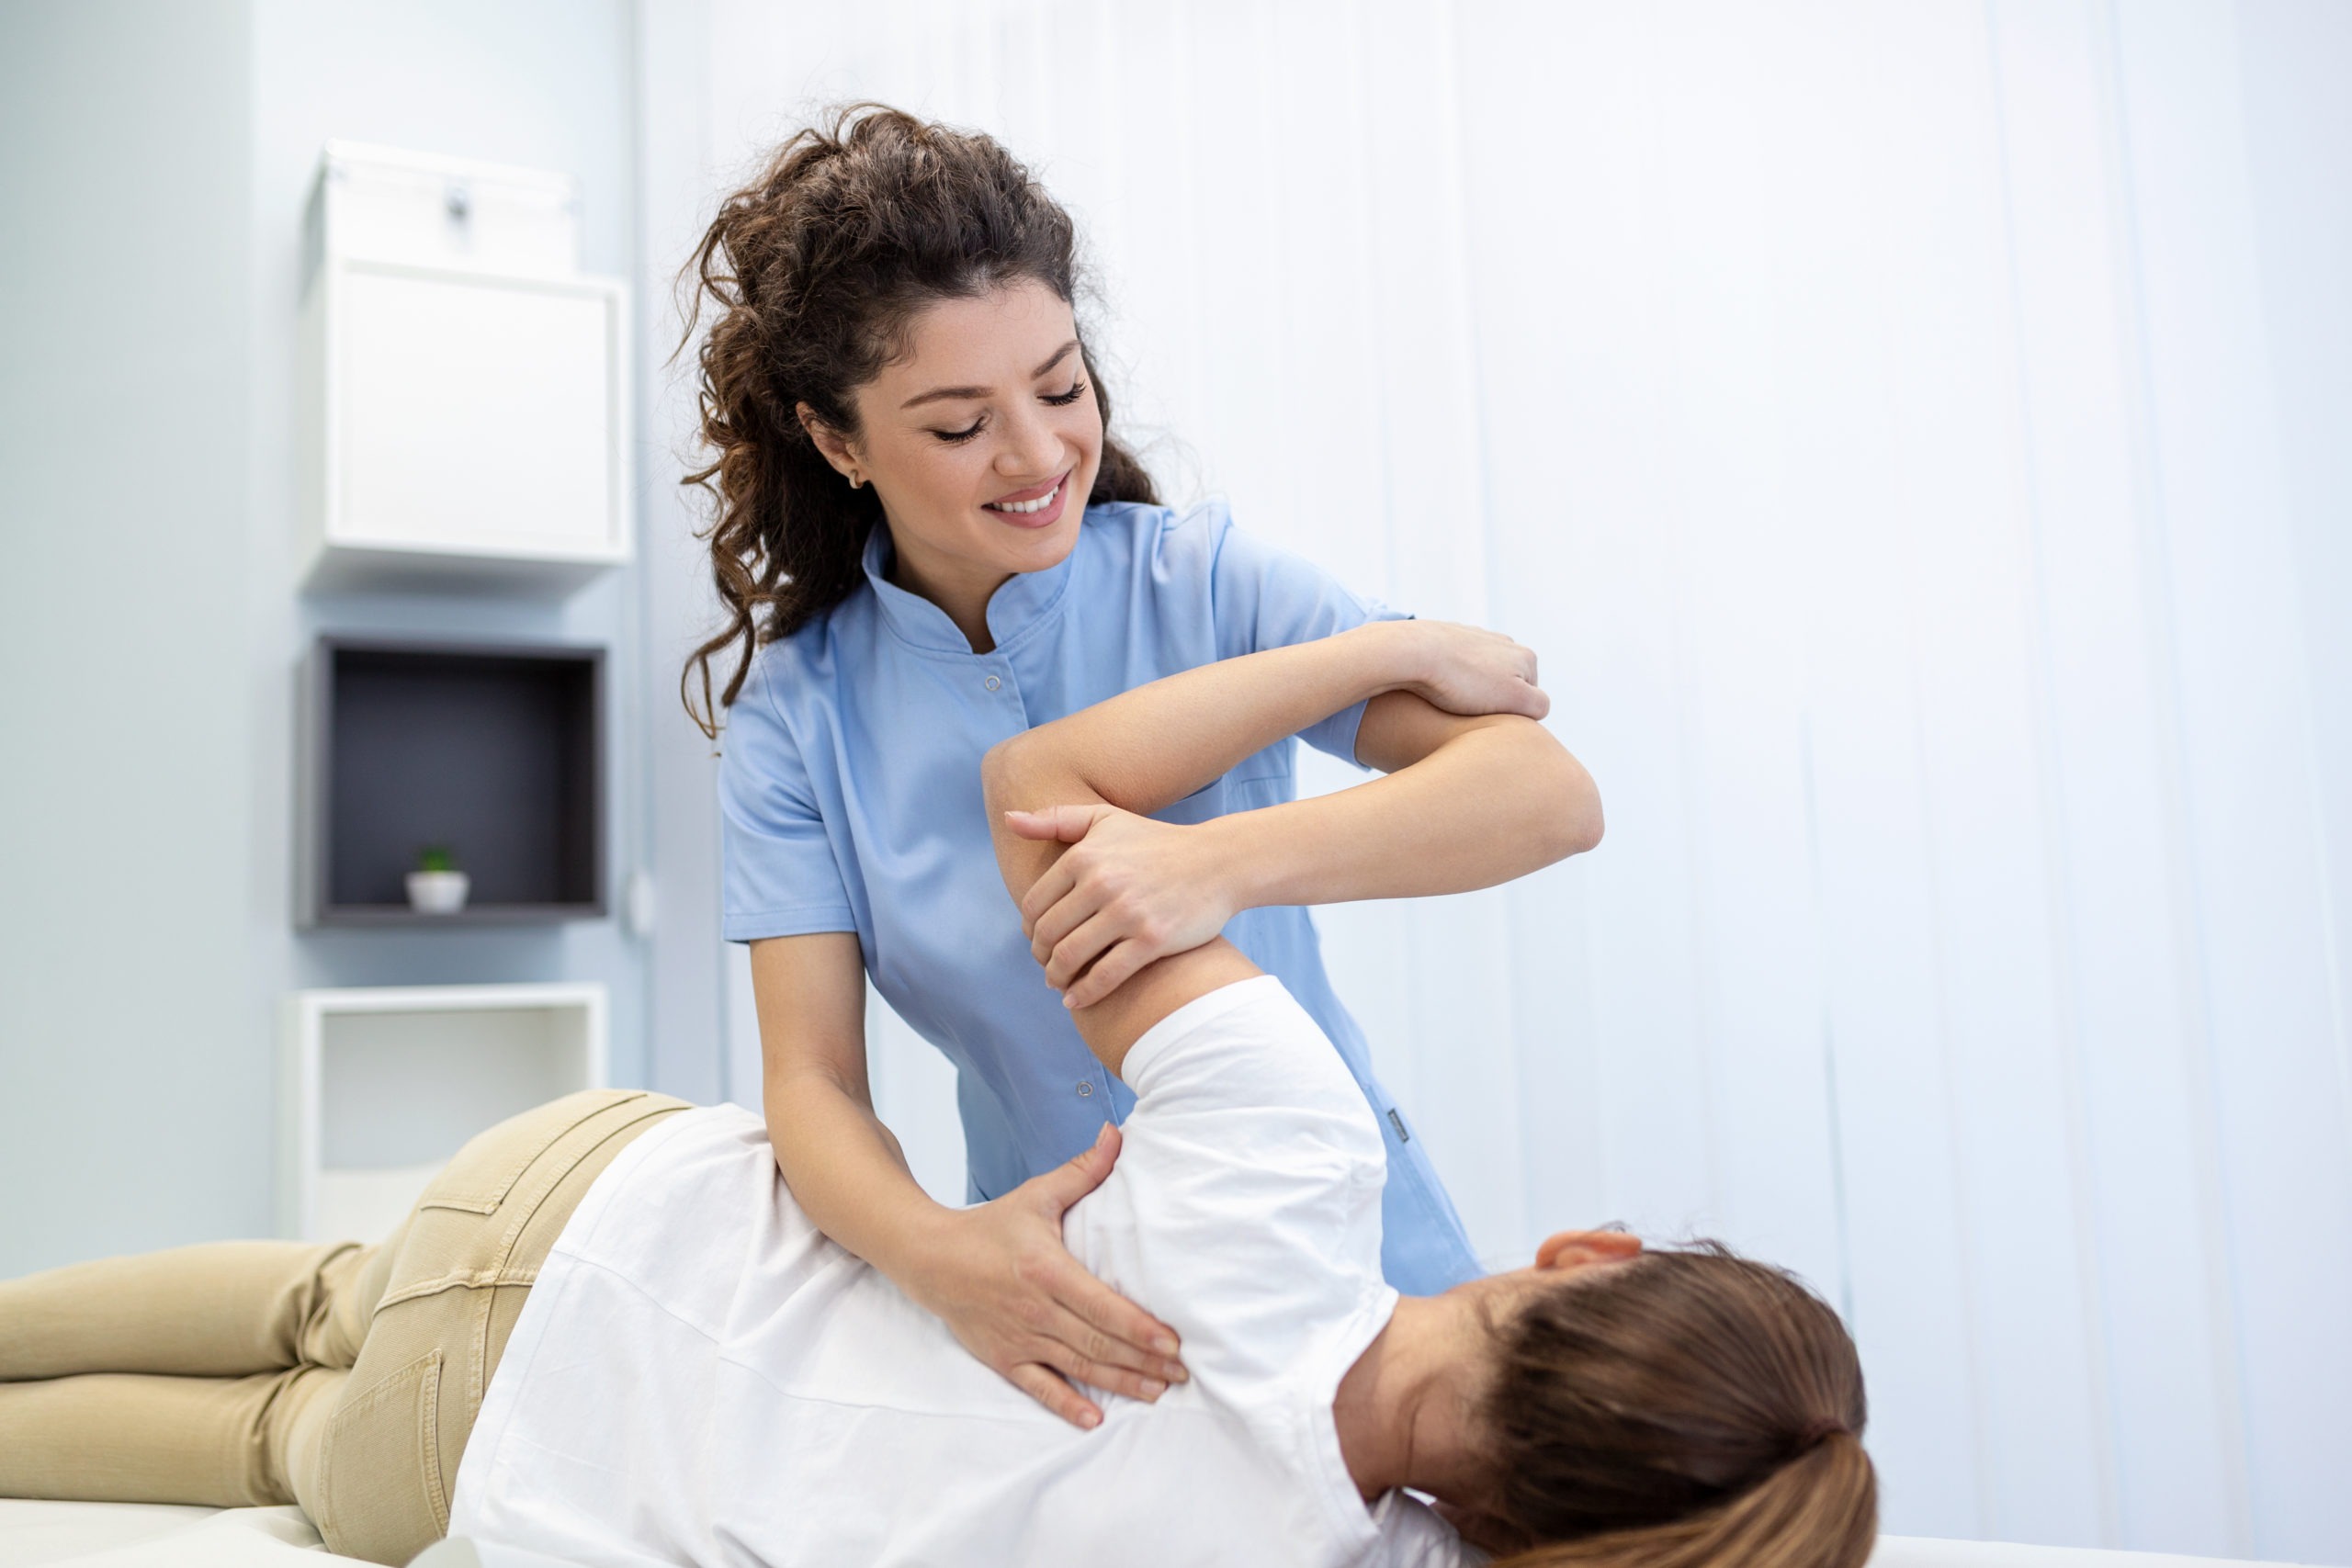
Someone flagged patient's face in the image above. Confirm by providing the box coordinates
[830,278,1105,612]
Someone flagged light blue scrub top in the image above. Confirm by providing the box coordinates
[718,500,1481,1293]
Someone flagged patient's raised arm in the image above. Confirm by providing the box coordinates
[981,619,1560,1074]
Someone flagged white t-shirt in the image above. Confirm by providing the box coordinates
[447,976,1475,1568]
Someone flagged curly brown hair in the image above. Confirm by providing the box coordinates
[676,103,1159,738]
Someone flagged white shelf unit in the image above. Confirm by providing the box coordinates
[297,142,632,596]
[279,982,608,1244]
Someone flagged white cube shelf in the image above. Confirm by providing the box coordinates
[279,983,608,1244]
[309,141,579,278]
[298,142,632,596]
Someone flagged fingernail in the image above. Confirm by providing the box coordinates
[1064,994,1079,1010]
[1152,1334,1178,1356]
[1166,1361,1189,1382]
[1081,1409,1102,1429]
[1140,1378,1167,1399]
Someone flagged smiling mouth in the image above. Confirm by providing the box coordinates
[983,472,1069,515]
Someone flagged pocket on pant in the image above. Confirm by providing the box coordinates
[418,1089,650,1216]
[318,1349,447,1562]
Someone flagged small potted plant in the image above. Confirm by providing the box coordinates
[406,844,470,915]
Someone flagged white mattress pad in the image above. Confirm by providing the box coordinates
[0,1500,2307,1568]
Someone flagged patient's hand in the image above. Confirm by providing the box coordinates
[1008,805,1237,1010]
[910,1121,1188,1428]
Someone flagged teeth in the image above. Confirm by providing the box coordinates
[987,479,1060,515]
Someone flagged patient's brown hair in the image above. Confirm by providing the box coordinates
[1481,1244,1877,1568]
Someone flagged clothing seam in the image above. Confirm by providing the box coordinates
[721,912,859,943]
[1203,505,1407,768]
[539,1251,729,1348]
[714,1358,1069,1426]
[489,1103,691,1263]
[542,1109,707,1255]
[420,1350,449,1531]
[747,641,831,826]
[422,1091,656,1216]
[1300,1283,1402,1543]
[455,1110,710,1523]
[375,1267,544,1310]
[724,901,858,919]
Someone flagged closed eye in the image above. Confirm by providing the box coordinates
[930,381,1088,445]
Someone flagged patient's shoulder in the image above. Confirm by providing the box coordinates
[1075,977,1391,1394]
[1082,938,1264,1078]
[1120,975,1382,1166]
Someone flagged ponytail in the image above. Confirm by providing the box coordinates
[1476,1244,1877,1568]
[1489,1431,1877,1568]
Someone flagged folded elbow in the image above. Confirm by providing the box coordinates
[1479,719,1601,867]
[980,733,1021,790]
[1544,749,1605,862]
[1564,790,1605,857]
[979,733,1035,815]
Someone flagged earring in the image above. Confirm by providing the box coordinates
[848,471,864,490]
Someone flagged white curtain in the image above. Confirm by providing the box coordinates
[659,1,2352,1556]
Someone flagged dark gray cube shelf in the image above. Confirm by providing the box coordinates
[300,637,606,927]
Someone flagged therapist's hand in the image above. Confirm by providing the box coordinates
[911,1122,1188,1428]
[1386,618,1550,722]
[1007,805,1238,1010]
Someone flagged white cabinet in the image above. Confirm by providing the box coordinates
[279,983,608,1244]
[298,143,631,594]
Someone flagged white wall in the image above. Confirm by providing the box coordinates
[0,0,666,1275]
[633,0,733,1110]
[0,0,259,1275]
[670,1,2352,1559]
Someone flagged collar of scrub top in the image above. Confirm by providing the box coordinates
[860,517,1080,658]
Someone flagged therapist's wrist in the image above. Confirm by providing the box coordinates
[864,1188,962,1297]
[1199,806,1286,915]
[1341,619,1426,702]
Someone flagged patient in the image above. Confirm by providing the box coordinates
[0,623,1875,1568]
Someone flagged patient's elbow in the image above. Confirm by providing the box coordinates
[1566,784,1605,857]
[1476,717,1601,866]
[1544,747,1605,862]
[979,736,1021,813]
[980,731,1043,816]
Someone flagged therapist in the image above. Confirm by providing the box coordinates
[683,106,1605,1430]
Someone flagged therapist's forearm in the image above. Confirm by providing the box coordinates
[764,1069,950,1280]
[1210,716,1598,908]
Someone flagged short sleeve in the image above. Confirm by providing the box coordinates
[1204,509,1410,765]
[717,664,858,943]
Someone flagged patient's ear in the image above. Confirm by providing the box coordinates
[1534,1228,1643,1272]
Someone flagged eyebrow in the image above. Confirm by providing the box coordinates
[899,339,1081,411]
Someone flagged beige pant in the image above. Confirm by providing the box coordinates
[0,1089,688,1566]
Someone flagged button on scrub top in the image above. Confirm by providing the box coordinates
[718,501,1481,1292]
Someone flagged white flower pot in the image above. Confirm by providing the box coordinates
[405,870,471,915]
